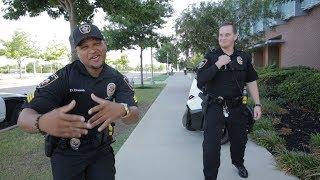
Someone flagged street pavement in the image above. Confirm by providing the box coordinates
[115,72,299,180]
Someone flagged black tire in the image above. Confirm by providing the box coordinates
[9,103,23,126]
[182,107,196,131]
[221,126,229,145]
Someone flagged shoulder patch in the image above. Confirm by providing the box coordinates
[37,74,59,88]
[123,76,134,91]
[197,59,208,69]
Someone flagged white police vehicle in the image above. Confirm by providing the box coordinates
[0,93,26,129]
[182,78,229,144]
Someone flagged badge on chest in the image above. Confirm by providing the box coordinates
[107,83,116,98]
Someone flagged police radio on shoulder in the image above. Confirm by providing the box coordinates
[120,103,131,118]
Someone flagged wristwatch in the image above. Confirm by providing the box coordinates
[120,103,131,118]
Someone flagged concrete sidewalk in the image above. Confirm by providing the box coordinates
[115,73,298,180]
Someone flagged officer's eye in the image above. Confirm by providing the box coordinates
[80,45,88,50]
[94,42,101,46]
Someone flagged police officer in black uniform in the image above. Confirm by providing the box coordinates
[197,22,262,180]
[17,23,140,180]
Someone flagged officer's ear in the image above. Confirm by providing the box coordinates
[234,33,238,42]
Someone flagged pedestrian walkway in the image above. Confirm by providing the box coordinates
[115,72,299,180]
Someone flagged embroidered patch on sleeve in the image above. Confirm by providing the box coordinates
[37,73,59,88]
[197,59,208,69]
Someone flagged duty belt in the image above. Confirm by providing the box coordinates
[57,132,114,150]
[209,95,242,108]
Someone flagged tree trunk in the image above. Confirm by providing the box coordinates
[33,61,36,74]
[18,60,22,79]
[140,47,144,87]
[60,0,77,62]
[151,48,154,84]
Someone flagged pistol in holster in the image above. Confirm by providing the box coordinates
[45,135,58,157]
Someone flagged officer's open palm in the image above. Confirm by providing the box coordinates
[87,93,125,132]
[253,106,262,120]
[40,100,89,138]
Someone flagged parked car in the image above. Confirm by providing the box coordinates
[0,93,26,129]
[182,78,229,145]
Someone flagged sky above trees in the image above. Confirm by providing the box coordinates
[0,0,214,67]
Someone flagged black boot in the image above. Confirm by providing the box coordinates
[235,165,248,178]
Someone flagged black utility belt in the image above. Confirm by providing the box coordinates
[208,95,242,108]
[57,133,114,150]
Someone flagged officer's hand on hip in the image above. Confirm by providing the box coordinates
[39,100,89,138]
[215,55,231,69]
[253,106,262,120]
[87,93,126,132]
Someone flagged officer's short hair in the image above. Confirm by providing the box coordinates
[219,22,237,34]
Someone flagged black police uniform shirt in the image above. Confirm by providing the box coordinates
[23,60,136,132]
[197,48,258,99]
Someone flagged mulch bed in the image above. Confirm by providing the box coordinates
[274,104,320,153]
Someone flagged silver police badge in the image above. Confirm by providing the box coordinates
[79,24,91,34]
[70,138,81,150]
[237,56,243,65]
[107,83,116,97]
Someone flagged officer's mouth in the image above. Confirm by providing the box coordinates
[90,55,101,62]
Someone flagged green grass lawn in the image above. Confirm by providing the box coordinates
[144,73,169,82]
[0,84,165,180]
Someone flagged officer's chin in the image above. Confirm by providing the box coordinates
[91,64,103,69]
[89,61,103,69]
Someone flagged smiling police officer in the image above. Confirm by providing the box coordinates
[17,23,140,180]
[197,22,262,180]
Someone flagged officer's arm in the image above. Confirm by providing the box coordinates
[18,108,41,133]
[115,75,140,125]
[246,81,261,105]
[245,53,260,105]
[121,106,140,125]
[197,52,219,89]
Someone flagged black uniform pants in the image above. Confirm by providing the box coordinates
[50,145,115,180]
[203,104,248,180]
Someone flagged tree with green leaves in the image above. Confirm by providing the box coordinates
[41,43,67,62]
[103,0,172,86]
[111,55,130,72]
[1,31,36,78]
[175,0,288,56]
[38,43,68,73]
[1,0,158,60]
[154,41,180,72]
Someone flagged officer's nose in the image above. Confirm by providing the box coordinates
[88,47,97,54]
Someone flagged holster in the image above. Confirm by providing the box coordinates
[45,135,58,157]
[201,95,212,115]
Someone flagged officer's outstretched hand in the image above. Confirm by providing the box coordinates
[87,93,126,132]
[215,55,231,69]
[39,100,89,138]
[253,106,262,120]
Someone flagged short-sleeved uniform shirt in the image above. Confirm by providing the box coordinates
[23,60,136,133]
[197,48,258,98]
